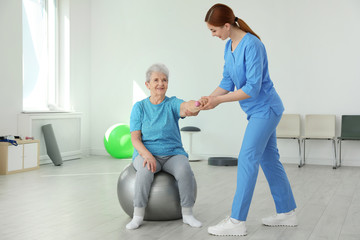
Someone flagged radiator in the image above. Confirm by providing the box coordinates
[18,112,82,164]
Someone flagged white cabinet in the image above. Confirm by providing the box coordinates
[0,140,40,175]
[7,145,23,171]
[24,143,39,169]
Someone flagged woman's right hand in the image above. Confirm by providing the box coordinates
[143,154,157,173]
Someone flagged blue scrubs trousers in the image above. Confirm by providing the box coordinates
[231,110,297,221]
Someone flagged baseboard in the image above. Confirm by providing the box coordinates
[40,150,82,165]
[85,150,360,167]
[280,155,360,167]
[90,148,108,156]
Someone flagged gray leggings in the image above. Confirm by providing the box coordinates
[133,154,196,208]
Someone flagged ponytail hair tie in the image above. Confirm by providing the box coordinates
[234,17,238,22]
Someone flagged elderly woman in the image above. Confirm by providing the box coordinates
[126,63,202,230]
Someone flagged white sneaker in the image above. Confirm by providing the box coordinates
[262,210,298,227]
[208,217,247,236]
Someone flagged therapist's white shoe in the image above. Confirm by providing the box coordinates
[208,217,247,236]
[262,210,298,227]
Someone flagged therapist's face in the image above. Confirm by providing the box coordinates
[207,23,230,40]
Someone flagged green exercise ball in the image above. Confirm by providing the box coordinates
[104,123,134,159]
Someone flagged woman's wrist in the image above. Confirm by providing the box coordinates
[218,89,250,103]
[215,95,224,105]
[142,152,153,160]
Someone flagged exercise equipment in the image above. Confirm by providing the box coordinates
[117,163,197,221]
[104,123,133,159]
[42,124,63,166]
[208,157,237,166]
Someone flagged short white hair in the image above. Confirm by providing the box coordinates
[146,63,169,83]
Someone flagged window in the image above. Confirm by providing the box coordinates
[22,0,58,112]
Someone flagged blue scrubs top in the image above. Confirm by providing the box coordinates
[219,33,284,119]
[130,96,188,159]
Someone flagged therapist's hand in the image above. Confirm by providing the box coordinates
[200,96,220,110]
[184,98,208,116]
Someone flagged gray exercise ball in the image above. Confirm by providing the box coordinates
[117,163,197,221]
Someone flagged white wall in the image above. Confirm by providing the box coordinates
[89,0,360,166]
[0,0,22,135]
[68,0,91,155]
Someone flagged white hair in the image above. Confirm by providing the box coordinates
[146,63,169,83]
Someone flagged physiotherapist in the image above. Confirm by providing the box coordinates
[199,3,298,237]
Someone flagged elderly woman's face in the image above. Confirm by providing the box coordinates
[146,72,168,96]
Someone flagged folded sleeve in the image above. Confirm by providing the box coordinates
[241,44,264,98]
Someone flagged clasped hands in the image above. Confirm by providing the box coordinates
[185,96,220,116]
